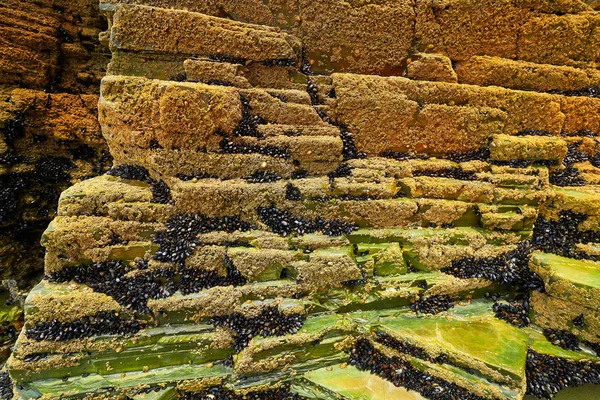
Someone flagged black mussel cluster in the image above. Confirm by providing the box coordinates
[219,138,290,159]
[516,130,553,137]
[526,350,600,398]
[245,171,282,183]
[104,233,128,247]
[349,339,487,400]
[106,164,172,204]
[48,257,247,313]
[48,260,173,313]
[107,164,152,183]
[341,269,368,287]
[410,294,456,315]
[1,155,77,226]
[34,156,74,184]
[211,306,304,351]
[285,183,302,200]
[307,81,319,105]
[491,160,535,168]
[572,314,585,327]
[0,371,13,400]
[442,242,543,290]
[338,125,365,161]
[532,210,600,259]
[447,147,491,163]
[154,213,253,266]
[543,329,581,351]
[0,174,26,225]
[291,169,309,179]
[150,180,172,204]
[208,54,247,65]
[175,171,218,181]
[233,96,266,138]
[549,87,600,98]
[312,108,364,161]
[25,312,144,341]
[375,332,448,364]
[412,167,477,181]
[183,384,303,400]
[257,204,356,236]
[550,142,590,186]
[327,163,353,181]
[380,150,429,162]
[493,300,530,327]
[261,58,296,68]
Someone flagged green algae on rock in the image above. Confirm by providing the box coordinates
[5,0,600,399]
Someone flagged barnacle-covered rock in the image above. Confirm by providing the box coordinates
[6,0,600,398]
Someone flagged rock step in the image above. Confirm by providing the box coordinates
[99,73,600,179]
[530,252,600,312]
[108,5,300,63]
[14,296,600,399]
[43,223,528,282]
[240,301,527,399]
[530,291,600,349]
[457,56,600,95]
[100,0,600,76]
[183,58,252,89]
[43,209,524,280]
[375,301,528,389]
[182,58,315,95]
[489,134,567,165]
[297,364,428,399]
[11,280,504,396]
[98,75,338,179]
[55,160,547,219]
[325,73,600,158]
[18,271,497,328]
[525,328,600,398]
[257,124,340,138]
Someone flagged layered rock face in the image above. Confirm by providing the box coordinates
[0,0,112,285]
[0,0,113,361]
[5,0,600,399]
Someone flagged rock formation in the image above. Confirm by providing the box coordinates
[4,0,600,399]
[0,0,112,282]
[0,0,114,361]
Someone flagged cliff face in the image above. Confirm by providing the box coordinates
[0,0,112,362]
[0,0,108,92]
[3,0,600,399]
[0,0,111,287]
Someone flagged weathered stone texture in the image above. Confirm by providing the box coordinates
[0,0,111,294]
[4,0,600,398]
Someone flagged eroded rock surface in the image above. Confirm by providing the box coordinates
[4,0,600,399]
[1,0,112,288]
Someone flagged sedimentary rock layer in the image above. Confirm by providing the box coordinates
[5,0,600,399]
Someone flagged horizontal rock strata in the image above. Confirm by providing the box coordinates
[4,0,600,399]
